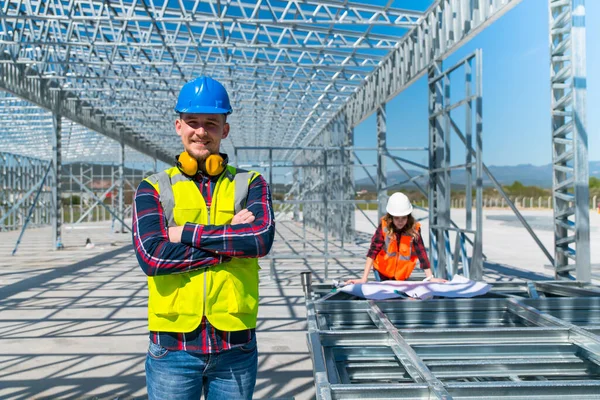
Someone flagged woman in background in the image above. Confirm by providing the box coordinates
[345,192,446,284]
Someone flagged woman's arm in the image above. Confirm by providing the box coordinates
[413,228,431,270]
[415,227,447,282]
[343,223,385,285]
[344,257,374,285]
[422,267,447,282]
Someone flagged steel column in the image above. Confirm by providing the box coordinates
[342,115,355,243]
[51,102,63,250]
[376,105,388,221]
[118,132,125,233]
[429,60,450,279]
[549,0,590,280]
[473,51,484,280]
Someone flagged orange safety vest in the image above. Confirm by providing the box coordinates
[373,219,421,281]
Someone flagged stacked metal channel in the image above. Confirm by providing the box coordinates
[306,281,600,399]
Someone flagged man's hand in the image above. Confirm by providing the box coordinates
[168,226,184,243]
[232,209,255,225]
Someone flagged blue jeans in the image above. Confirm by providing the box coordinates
[373,269,392,282]
[145,336,258,400]
[373,269,382,282]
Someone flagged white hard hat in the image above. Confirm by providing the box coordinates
[386,192,413,216]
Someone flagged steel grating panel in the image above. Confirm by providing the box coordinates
[305,281,600,399]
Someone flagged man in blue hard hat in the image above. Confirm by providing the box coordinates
[132,76,275,399]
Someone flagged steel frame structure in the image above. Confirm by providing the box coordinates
[1,151,52,231]
[235,145,373,280]
[428,52,484,281]
[0,0,422,163]
[304,280,600,399]
[0,152,153,253]
[0,0,591,279]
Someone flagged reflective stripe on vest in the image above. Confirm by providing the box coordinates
[144,165,260,333]
[147,170,253,227]
[234,172,252,214]
[384,233,414,261]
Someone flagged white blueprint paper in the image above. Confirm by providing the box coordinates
[339,275,491,300]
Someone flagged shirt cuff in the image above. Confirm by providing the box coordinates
[181,222,203,248]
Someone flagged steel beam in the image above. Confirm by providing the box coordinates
[313,0,522,138]
[0,57,170,164]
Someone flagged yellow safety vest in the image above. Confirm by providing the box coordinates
[144,165,260,333]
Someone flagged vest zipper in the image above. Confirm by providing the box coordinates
[203,180,211,318]
[202,178,216,317]
[202,173,222,318]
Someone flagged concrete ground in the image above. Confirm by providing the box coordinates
[0,209,598,399]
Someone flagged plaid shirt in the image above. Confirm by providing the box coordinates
[367,223,431,274]
[132,164,274,353]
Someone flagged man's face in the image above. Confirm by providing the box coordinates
[175,113,229,161]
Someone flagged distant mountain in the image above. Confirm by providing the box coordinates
[356,161,600,190]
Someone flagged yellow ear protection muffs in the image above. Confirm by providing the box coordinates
[176,151,226,177]
[204,153,226,176]
[176,151,198,176]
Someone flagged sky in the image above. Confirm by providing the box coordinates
[352,0,599,173]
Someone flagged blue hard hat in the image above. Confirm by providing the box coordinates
[174,76,233,115]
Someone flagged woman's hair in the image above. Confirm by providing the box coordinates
[383,212,417,238]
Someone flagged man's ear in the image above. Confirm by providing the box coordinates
[175,118,183,137]
[222,122,230,139]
